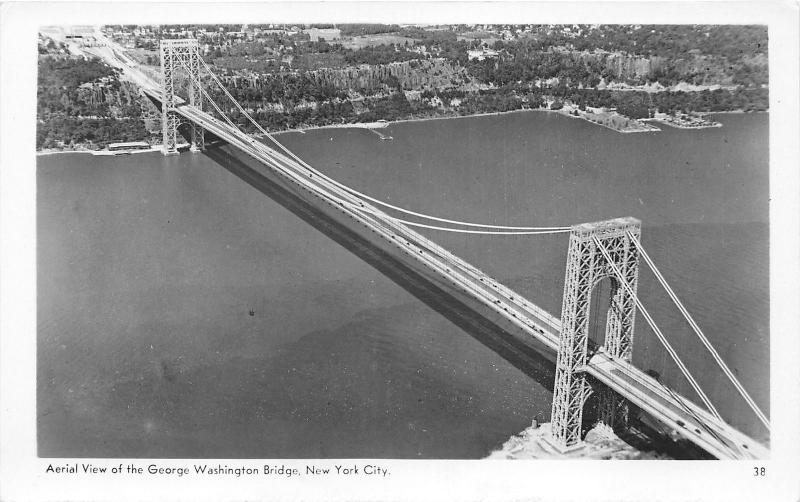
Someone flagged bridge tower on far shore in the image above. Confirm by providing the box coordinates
[550,217,641,450]
[160,39,204,155]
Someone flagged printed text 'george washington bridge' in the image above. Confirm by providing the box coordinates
[90,37,769,459]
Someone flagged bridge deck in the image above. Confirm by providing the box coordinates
[586,354,765,459]
[91,38,767,459]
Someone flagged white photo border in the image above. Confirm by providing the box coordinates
[1,1,798,501]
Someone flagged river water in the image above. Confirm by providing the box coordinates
[37,111,769,458]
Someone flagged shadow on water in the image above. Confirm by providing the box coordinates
[201,141,557,391]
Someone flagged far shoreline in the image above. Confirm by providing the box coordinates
[36,109,766,156]
[271,107,764,137]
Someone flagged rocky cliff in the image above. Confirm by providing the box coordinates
[308,58,471,91]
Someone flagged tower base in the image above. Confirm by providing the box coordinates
[540,434,587,456]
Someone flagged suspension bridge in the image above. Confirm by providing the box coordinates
[90,38,769,459]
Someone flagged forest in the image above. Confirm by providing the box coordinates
[37,56,149,149]
[38,25,770,149]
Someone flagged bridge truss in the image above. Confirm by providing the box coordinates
[551,218,641,449]
[160,39,204,154]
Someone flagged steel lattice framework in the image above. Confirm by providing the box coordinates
[550,217,641,449]
[160,39,204,155]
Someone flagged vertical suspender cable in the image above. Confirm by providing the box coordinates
[593,236,723,422]
[628,232,770,431]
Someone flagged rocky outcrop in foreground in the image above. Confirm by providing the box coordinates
[487,422,668,460]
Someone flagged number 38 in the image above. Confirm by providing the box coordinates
[754,467,766,476]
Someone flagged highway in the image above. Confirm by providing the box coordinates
[93,43,768,459]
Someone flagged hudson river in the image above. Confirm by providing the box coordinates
[38,111,768,458]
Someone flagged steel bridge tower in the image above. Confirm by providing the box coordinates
[160,39,204,155]
[550,217,641,450]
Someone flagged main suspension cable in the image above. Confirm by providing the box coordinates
[190,58,567,343]
[351,204,570,235]
[197,56,571,233]
[173,57,564,345]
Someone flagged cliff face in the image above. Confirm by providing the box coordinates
[308,58,471,91]
[74,80,143,118]
[573,51,662,80]
[567,49,767,86]
[214,58,470,93]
